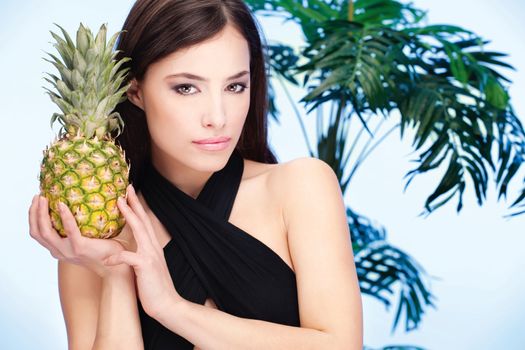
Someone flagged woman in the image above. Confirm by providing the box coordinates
[28,0,363,349]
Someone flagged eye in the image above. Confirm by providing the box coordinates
[228,82,249,94]
[173,84,198,95]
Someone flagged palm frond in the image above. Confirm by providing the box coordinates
[395,26,525,215]
[296,20,406,117]
[348,208,436,332]
[355,240,436,333]
[351,0,427,27]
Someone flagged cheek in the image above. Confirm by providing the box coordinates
[144,91,187,132]
[234,95,250,125]
[147,114,192,146]
[144,103,194,152]
[226,97,248,126]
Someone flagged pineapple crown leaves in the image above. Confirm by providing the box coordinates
[42,22,132,139]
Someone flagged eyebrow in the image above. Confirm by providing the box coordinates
[165,70,250,82]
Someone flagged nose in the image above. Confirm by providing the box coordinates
[202,91,226,129]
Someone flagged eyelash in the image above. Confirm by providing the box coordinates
[172,82,249,96]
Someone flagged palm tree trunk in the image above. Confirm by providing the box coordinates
[348,0,354,21]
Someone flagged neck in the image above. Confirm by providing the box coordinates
[149,145,226,199]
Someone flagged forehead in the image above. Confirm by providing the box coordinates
[149,25,250,78]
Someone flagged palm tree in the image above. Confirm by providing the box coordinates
[245,0,525,346]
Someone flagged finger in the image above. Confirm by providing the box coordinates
[58,201,83,246]
[127,185,153,231]
[29,194,40,239]
[126,185,161,250]
[104,250,142,268]
[37,196,64,249]
[117,196,152,250]
[29,195,64,258]
[49,250,62,260]
[58,202,89,258]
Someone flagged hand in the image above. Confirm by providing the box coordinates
[28,194,128,278]
[103,184,185,317]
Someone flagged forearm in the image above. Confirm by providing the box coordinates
[154,299,342,350]
[92,266,144,350]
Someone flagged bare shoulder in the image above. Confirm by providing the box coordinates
[265,156,339,209]
[267,156,335,182]
[246,156,341,234]
[239,155,341,236]
[270,156,334,178]
[243,155,335,199]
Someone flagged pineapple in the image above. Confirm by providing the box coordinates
[39,22,131,239]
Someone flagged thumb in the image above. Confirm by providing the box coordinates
[104,251,142,267]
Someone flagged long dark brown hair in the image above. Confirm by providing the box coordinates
[113,0,278,188]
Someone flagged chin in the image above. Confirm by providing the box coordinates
[187,147,233,172]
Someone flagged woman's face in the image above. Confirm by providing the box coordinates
[128,24,251,174]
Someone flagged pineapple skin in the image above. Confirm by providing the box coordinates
[39,135,129,238]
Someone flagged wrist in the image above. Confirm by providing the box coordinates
[154,291,188,325]
[101,264,134,281]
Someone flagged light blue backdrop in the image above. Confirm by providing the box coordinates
[1,0,523,349]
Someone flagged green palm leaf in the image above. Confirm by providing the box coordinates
[348,207,436,332]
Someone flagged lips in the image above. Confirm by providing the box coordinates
[193,136,231,144]
[192,137,231,151]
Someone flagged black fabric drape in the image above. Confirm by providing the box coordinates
[137,149,299,349]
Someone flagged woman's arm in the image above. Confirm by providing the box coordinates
[156,300,339,350]
[58,262,144,350]
[92,265,144,350]
[58,261,101,350]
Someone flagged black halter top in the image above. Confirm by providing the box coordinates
[137,149,299,349]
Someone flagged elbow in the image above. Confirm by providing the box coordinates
[330,334,362,350]
[332,341,362,350]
